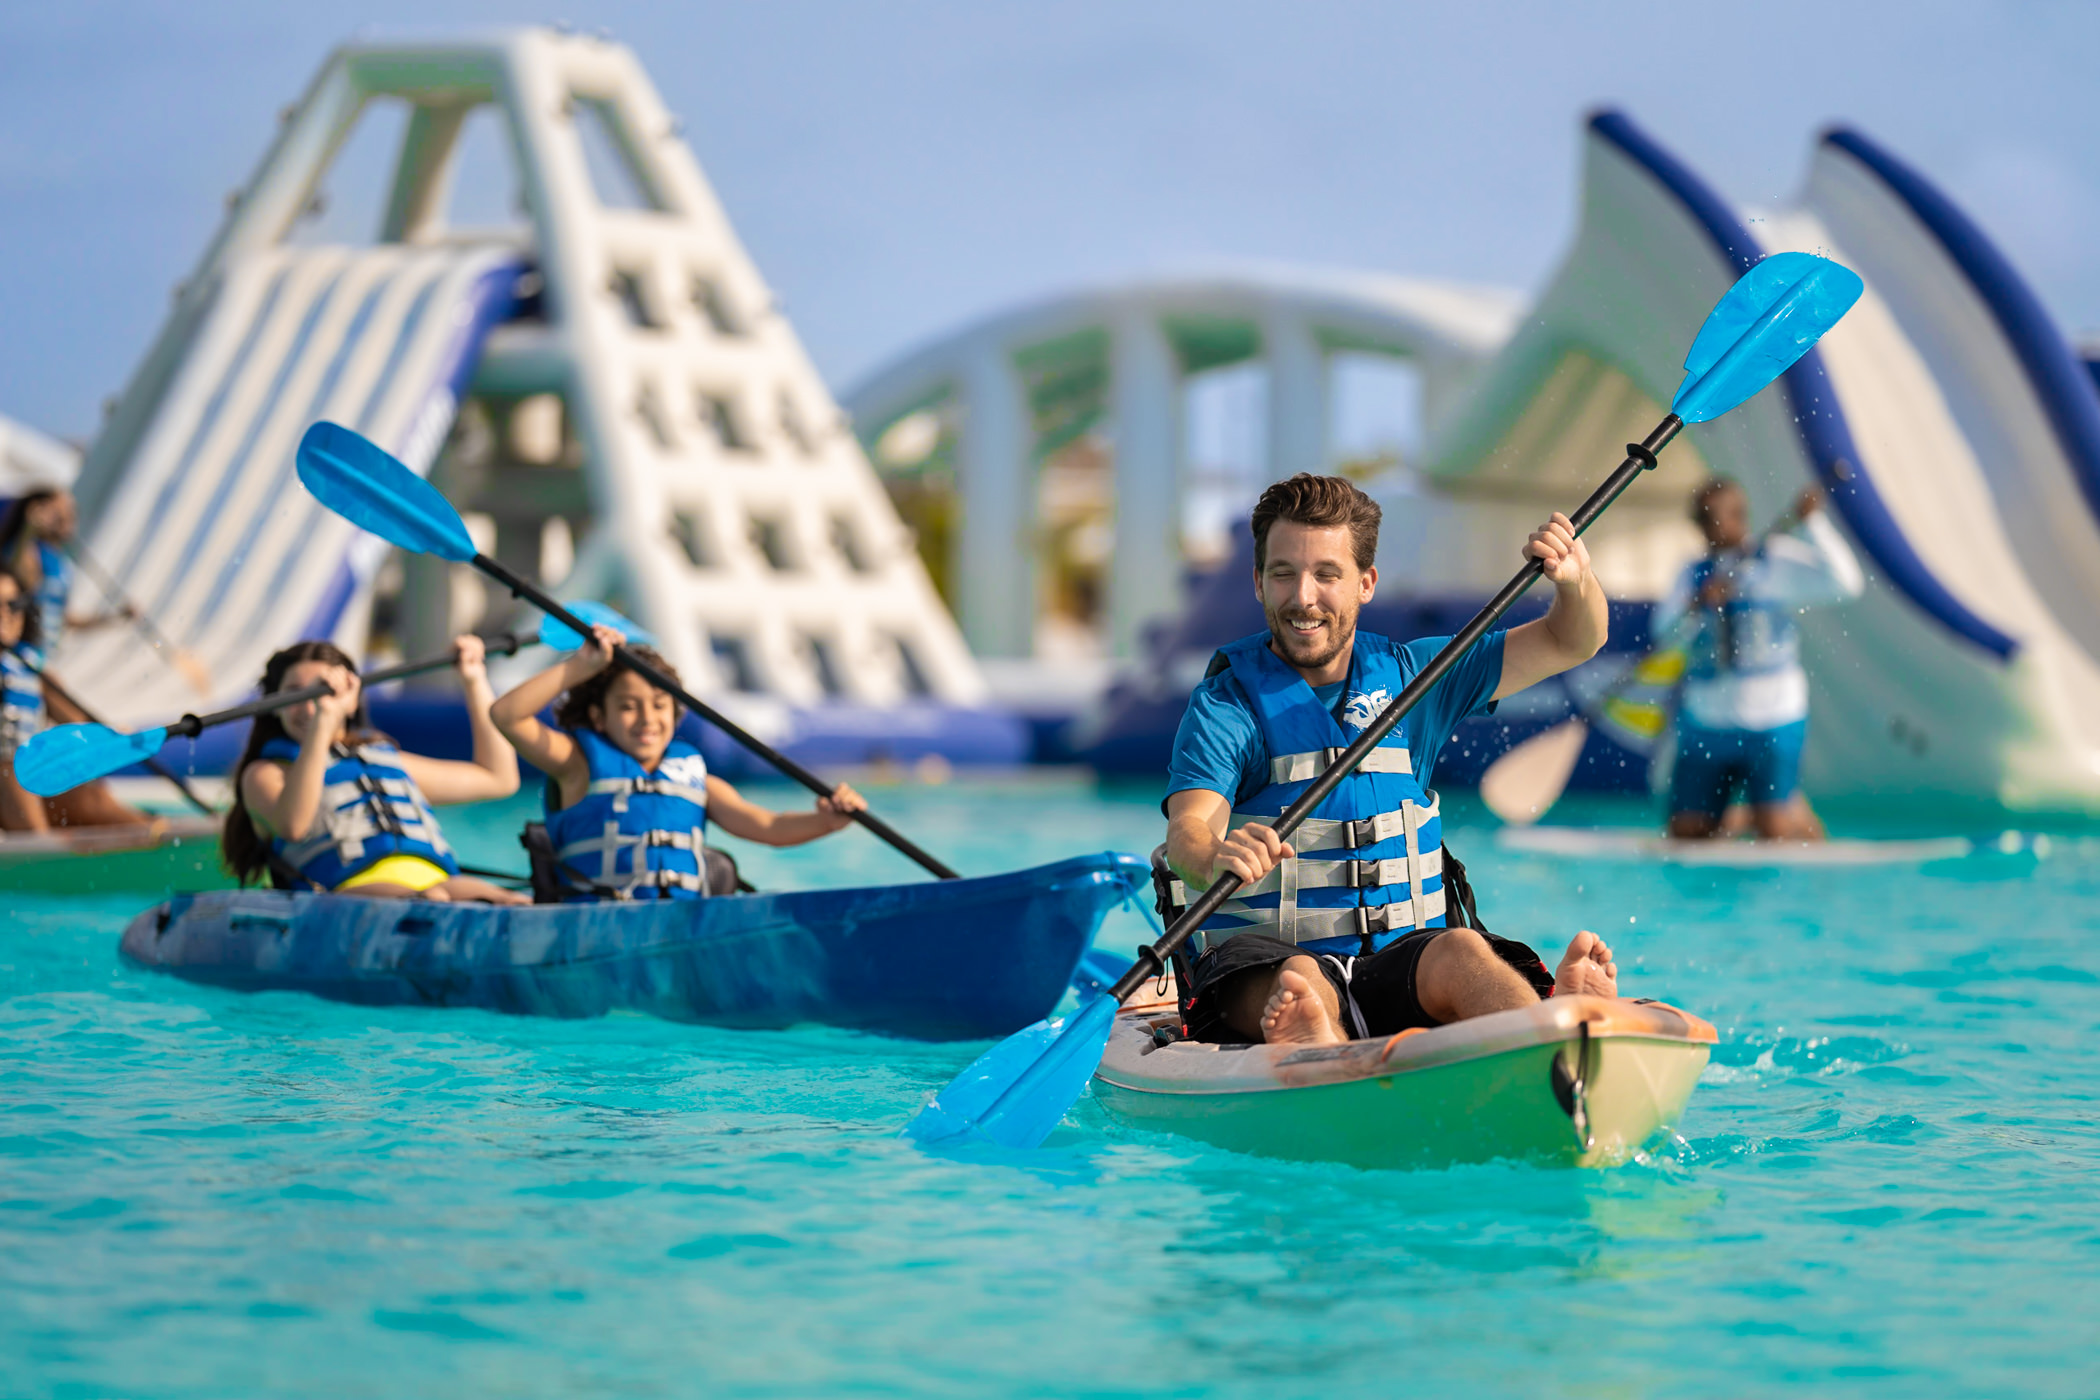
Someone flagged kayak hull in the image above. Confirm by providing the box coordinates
[1093,996,1714,1170]
[0,818,231,895]
[121,851,1148,1041]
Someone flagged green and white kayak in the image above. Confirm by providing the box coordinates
[1092,992,1716,1171]
[0,817,231,896]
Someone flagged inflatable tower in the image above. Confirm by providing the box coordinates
[63,29,993,756]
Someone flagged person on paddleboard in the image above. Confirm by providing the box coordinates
[221,639,528,903]
[1161,473,1619,1048]
[1656,478,1862,841]
[0,488,152,829]
[0,568,50,830]
[491,624,867,900]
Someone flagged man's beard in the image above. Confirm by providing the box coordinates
[1265,597,1358,675]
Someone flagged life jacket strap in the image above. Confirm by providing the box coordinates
[1232,792,1442,851]
[586,775,710,813]
[1267,746,1411,785]
[1170,847,1444,904]
[1189,891,1449,957]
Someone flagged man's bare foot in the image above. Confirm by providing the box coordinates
[1260,968,1345,1046]
[1554,931,1618,998]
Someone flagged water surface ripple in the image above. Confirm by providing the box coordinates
[3,785,2096,1398]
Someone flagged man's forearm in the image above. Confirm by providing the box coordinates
[1543,576,1609,662]
[1165,815,1221,888]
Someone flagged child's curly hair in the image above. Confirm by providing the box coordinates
[554,644,684,730]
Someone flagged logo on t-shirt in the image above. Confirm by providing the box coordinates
[1342,688,1390,733]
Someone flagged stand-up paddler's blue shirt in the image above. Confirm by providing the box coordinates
[1164,627,1506,957]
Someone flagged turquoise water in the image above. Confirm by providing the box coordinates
[4,780,2097,1398]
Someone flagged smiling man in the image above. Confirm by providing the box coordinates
[1162,473,1621,1047]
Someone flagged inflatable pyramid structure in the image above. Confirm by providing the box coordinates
[64,28,995,760]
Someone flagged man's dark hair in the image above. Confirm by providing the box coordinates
[1690,475,1744,526]
[1250,473,1382,572]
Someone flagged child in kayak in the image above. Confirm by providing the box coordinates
[491,623,866,900]
[222,639,527,902]
[0,568,48,830]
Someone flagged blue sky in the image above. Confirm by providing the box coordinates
[2,1,2095,442]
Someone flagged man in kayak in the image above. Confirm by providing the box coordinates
[492,623,867,899]
[1163,473,1618,1047]
[1656,478,1863,841]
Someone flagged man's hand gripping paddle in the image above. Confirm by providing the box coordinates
[904,250,1864,1150]
[12,626,574,797]
[291,422,961,882]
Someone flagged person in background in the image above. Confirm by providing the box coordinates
[0,487,150,827]
[0,569,49,831]
[222,639,527,902]
[491,625,866,900]
[1655,478,1864,840]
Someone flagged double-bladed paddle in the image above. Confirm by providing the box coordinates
[292,421,962,882]
[14,627,553,797]
[19,661,219,814]
[905,250,1865,1149]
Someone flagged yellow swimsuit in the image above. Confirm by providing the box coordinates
[335,854,452,893]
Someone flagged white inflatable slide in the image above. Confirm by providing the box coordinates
[63,244,526,726]
[1425,111,2100,814]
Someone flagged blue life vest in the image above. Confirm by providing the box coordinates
[542,729,710,901]
[1166,631,1446,957]
[257,737,458,889]
[0,644,43,756]
[1684,548,1800,681]
[34,542,69,652]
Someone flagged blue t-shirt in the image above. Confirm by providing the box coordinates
[1164,630,1507,810]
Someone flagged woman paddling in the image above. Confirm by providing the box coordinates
[0,490,153,829]
[0,568,49,830]
[222,639,527,903]
[491,624,866,900]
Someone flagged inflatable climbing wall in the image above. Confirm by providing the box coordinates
[62,29,999,762]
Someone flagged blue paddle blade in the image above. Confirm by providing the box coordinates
[1671,252,1864,424]
[15,722,169,797]
[904,994,1118,1149]
[296,421,477,563]
[536,600,654,652]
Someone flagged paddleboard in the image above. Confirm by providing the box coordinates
[0,816,229,895]
[1496,825,1984,866]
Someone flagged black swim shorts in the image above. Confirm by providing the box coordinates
[1180,929,1446,1044]
[1180,927,1554,1044]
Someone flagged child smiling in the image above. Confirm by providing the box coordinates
[491,624,865,901]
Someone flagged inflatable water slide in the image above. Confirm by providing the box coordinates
[1085,110,2100,814]
[66,244,528,730]
[56,30,1015,772]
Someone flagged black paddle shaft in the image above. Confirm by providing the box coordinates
[1108,414,1684,1002]
[162,631,531,740]
[471,554,964,882]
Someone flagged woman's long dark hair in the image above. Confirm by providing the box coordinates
[0,488,60,567]
[222,640,367,886]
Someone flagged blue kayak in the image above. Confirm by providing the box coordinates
[119,852,1149,1041]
